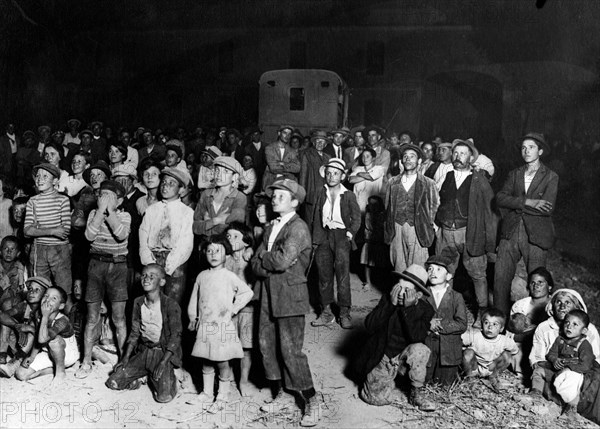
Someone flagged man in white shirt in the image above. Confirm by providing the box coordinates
[63,119,81,146]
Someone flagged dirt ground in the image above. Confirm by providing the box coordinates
[1,243,599,429]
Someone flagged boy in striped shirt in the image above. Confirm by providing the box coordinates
[75,180,131,379]
[24,164,72,304]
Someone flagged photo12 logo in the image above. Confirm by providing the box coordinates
[1,401,139,424]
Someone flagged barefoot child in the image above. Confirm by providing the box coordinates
[360,195,386,292]
[532,309,598,416]
[187,235,253,412]
[15,286,79,385]
[0,277,50,377]
[424,255,468,385]
[106,264,182,403]
[225,222,256,397]
[462,308,519,385]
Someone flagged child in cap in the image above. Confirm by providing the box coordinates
[358,264,437,411]
[139,167,194,306]
[533,309,598,416]
[106,264,182,403]
[0,276,50,376]
[0,236,25,307]
[24,163,72,304]
[186,235,253,412]
[423,255,468,385]
[75,180,131,379]
[462,308,519,386]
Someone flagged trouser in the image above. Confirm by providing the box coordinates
[314,228,352,309]
[30,243,72,293]
[493,221,547,315]
[425,334,460,385]
[258,286,314,392]
[532,365,584,404]
[436,227,488,308]
[106,344,177,403]
[360,343,430,406]
[152,251,187,307]
[389,223,428,273]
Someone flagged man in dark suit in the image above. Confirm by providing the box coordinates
[324,127,349,160]
[243,126,266,182]
[494,133,558,315]
[311,158,361,329]
[343,126,365,173]
[251,179,322,427]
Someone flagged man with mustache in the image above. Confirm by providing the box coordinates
[434,139,496,326]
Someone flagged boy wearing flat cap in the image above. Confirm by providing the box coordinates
[139,167,194,306]
[76,180,131,379]
[423,255,467,385]
[357,264,437,411]
[251,179,323,427]
[24,164,72,303]
[311,158,361,329]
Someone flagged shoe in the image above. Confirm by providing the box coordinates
[0,352,7,365]
[311,308,335,327]
[260,390,295,412]
[74,362,93,379]
[409,387,437,412]
[562,404,577,417]
[300,395,323,427]
[339,312,353,329]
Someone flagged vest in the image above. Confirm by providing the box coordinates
[393,182,416,226]
[436,172,472,230]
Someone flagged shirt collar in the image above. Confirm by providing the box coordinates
[275,211,295,225]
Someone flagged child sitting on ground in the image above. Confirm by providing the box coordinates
[186,235,253,413]
[423,255,468,385]
[0,276,50,376]
[106,264,183,403]
[13,285,79,386]
[532,309,598,416]
[225,222,256,397]
[462,308,519,387]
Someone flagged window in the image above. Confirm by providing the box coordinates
[290,88,305,111]
[218,40,234,73]
[364,99,383,125]
[289,41,307,68]
[366,41,385,76]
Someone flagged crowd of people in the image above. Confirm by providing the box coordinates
[0,119,598,426]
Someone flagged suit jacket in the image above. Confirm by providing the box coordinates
[324,143,344,160]
[437,170,496,256]
[343,146,362,173]
[128,293,183,367]
[353,294,434,380]
[299,148,330,206]
[138,144,166,164]
[311,187,361,250]
[0,135,17,179]
[251,214,312,318]
[244,141,266,178]
[384,173,439,247]
[424,288,468,366]
[496,163,559,250]
[261,142,300,191]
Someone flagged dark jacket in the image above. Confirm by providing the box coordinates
[311,187,361,250]
[262,142,300,191]
[354,293,434,380]
[424,288,468,366]
[384,173,439,247]
[243,141,267,178]
[324,143,344,160]
[496,163,559,250]
[128,293,183,367]
[251,213,312,318]
[0,134,17,179]
[436,170,496,256]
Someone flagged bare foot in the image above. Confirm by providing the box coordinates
[239,381,252,397]
[50,372,67,390]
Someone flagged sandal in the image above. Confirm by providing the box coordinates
[74,362,93,379]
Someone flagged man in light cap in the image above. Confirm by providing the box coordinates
[311,158,361,329]
[76,180,131,379]
[193,156,246,239]
[385,145,439,273]
[435,139,496,326]
[251,179,323,426]
[262,124,300,191]
[139,167,193,306]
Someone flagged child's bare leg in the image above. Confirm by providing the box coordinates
[490,351,512,376]
[110,301,127,357]
[462,348,478,376]
[239,350,252,396]
[76,301,101,378]
[47,336,67,384]
[15,366,53,381]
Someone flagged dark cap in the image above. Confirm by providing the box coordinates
[25,276,52,290]
[33,163,60,179]
[100,180,126,198]
[425,255,454,274]
[361,125,385,140]
[83,160,111,185]
[267,178,306,204]
[398,143,424,160]
[165,144,183,159]
[521,132,550,155]
[310,130,330,143]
